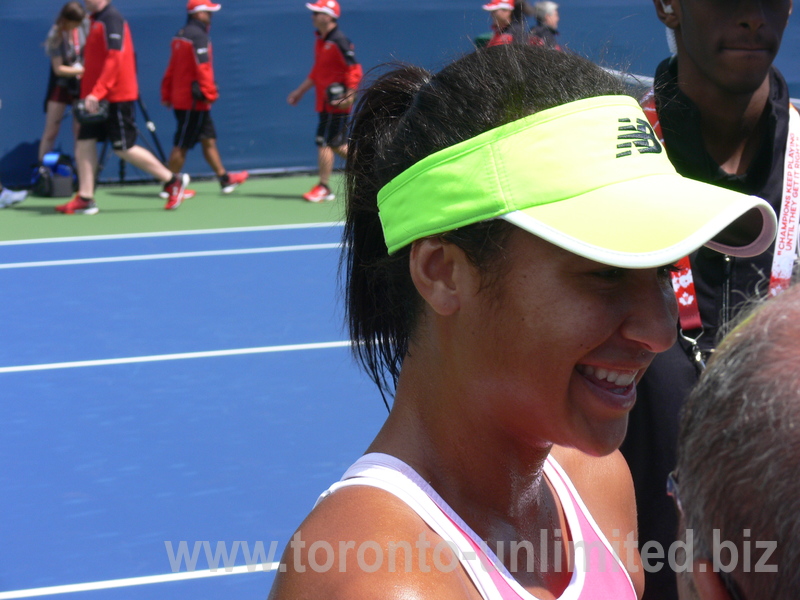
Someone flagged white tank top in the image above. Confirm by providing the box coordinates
[318,453,636,600]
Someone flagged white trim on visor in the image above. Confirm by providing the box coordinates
[501,199,777,269]
[189,4,221,13]
[482,1,515,10]
[306,3,338,18]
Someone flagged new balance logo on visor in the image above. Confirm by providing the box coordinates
[616,118,662,158]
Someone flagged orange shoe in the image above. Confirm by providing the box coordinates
[55,195,99,215]
[302,183,335,203]
[159,188,196,200]
[164,173,190,210]
[221,171,249,194]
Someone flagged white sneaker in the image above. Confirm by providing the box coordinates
[159,189,196,200]
[0,187,27,208]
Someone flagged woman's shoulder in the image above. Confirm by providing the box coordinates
[549,446,644,597]
[549,446,631,492]
[45,25,61,55]
[549,446,635,537]
[268,484,481,600]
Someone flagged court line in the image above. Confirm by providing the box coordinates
[0,563,280,599]
[0,242,341,269]
[0,341,351,373]
[0,222,343,247]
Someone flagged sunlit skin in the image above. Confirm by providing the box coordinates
[192,10,212,25]
[358,228,670,595]
[393,229,678,465]
[658,0,793,173]
[671,0,792,96]
[269,227,658,599]
[542,8,560,29]
[312,9,336,34]
[491,8,513,29]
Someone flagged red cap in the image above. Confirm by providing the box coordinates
[305,0,341,19]
[482,0,515,10]
[187,0,221,13]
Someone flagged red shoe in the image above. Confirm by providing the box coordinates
[221,171,249,194]
[159,188,196,200]
[55,195,99,215]
[302,183,335,203]
[164,173,190,210]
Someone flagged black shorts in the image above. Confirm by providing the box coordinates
[315,111,348,148]
[173,109,217,149]
[48,83,79,105]
[77,101,138,151]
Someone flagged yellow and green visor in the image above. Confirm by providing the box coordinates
[377,95,776,268]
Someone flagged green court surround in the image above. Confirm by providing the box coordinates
[0,174,344,242]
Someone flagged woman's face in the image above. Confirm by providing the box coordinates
[456,228,678,456]
[492,8,513,28]
[543,9,559,29]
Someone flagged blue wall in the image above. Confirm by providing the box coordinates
[1,0,799,187]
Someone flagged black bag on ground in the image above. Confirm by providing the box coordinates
[31,152,77,197]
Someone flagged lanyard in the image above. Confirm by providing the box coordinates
[72,28,80,55]
[64,27,81,63]
[642,91,800,336]
[769,105,800,295]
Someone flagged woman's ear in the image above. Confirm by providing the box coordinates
[654,0,680,27]
[409,238,477,316]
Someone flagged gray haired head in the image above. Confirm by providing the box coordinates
[533,0,558,23]
[677,284,800,599]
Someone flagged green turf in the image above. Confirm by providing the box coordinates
[0,174,345,242]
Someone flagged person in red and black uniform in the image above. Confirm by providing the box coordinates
[161,0,248,197]
[56,0,190,214]
[482,0,530,47]
[287,0,363,203]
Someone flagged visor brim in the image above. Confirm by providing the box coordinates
[502,173,777,268]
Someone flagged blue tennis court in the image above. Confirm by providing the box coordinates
[0,224,387,599]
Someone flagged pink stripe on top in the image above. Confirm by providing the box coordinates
[319,453,636,600]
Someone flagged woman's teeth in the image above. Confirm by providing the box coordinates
[578,365,637,387]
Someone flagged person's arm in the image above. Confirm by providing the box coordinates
[287,77,314,106]
[87,14,126,108]
[51,55,84,78]
[267,485,475,600]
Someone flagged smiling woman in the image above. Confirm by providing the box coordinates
[266,44,777,600]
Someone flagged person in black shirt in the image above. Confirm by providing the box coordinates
[621,1,796,599]
[530,1,561,50]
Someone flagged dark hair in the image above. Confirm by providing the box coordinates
[58,1,85,24]
[46,2,86,51]
[343,44,627,404]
